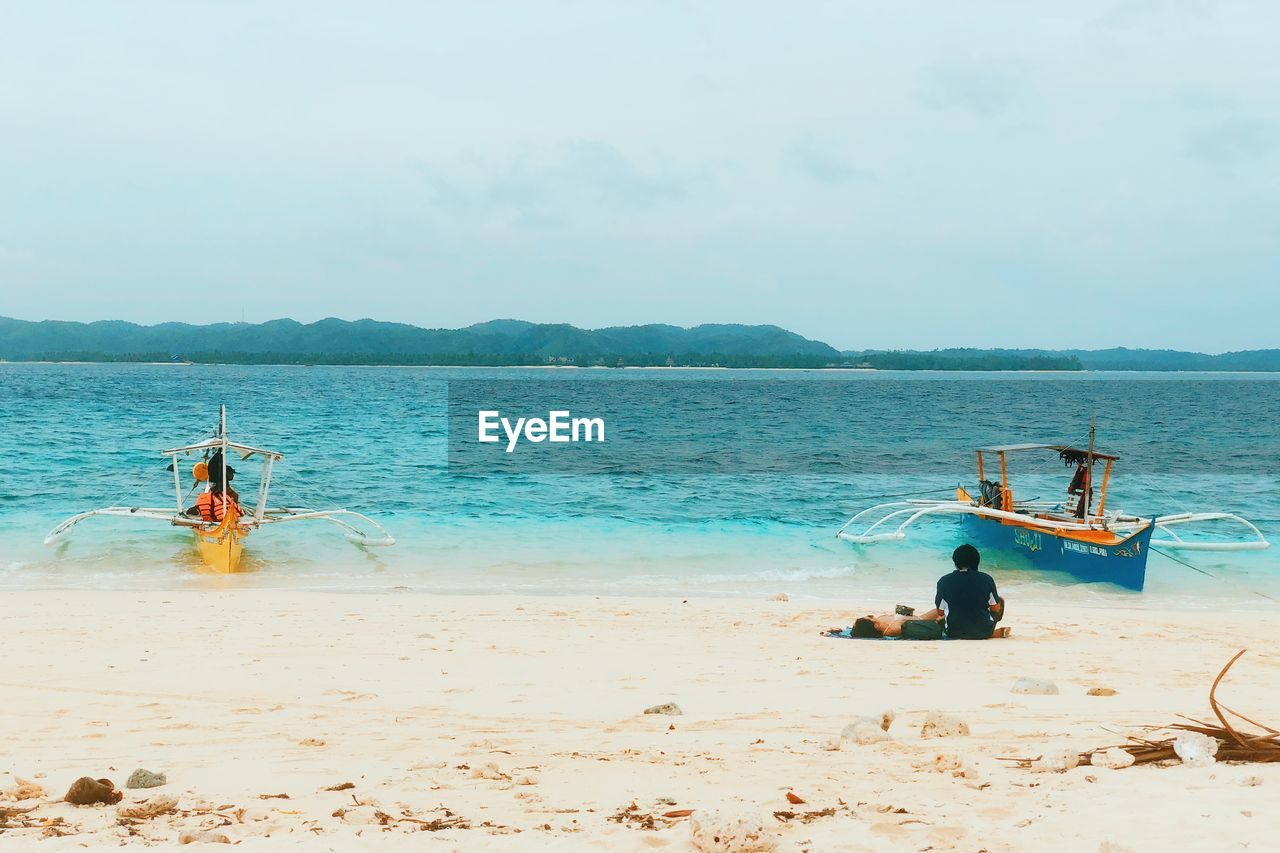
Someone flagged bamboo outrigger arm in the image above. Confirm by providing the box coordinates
[834,500,1151,545]
[1151,512,1270,551]
[44,506,396,548]
[44,507,192,544]
[259,508,397,547]
[837,500,1270,552]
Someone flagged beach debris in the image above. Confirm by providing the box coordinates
[1173,732,1219,767]
[398,808,470,831]
[607,803,659,830]
[118,794,179,819]
[818,736,842,751]
[784,792,805,805]
[0,805,38,825]
[1087,687,1118,697]
[919,751,984,781]
[334,805,384,825]
[258,792,291,799]
[609,801,701,831]
[644,702,683,716]
[1029,749,1081,773]
[299,738,326,747]
[1091,748,1136,770]
[772,807,838,824]
[323,782,355,791]
[64,776,123,805]
[1,777,45,801]
[1098,842,1136,853]
[471,762,510,781]
[689,807,777,852]
[179,830,231,844]
[126,768,167,789]
[920,710,969,739]
[1005,650,1280,771]
[770,593,789,602]
[1011,677,1059,695]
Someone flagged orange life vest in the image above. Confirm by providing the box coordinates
[195,491,238,522]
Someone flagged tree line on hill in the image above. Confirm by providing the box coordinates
[2,316,1276,370]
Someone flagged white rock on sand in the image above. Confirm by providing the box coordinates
[1031,749,1081,773]
[841,720,888,744]
[920,710,969,738]
[1011,677,1060,695]
[1091,748,1136,770]
[689,807,777,852]
[1173,732,1220,767]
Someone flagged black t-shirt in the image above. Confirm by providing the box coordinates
[935,569,1000,640]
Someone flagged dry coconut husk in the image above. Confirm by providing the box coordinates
[1004,650,1280,769]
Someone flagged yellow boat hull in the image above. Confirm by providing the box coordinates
[194,508,248,573]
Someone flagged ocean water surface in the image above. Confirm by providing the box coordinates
[2,364,1277,608]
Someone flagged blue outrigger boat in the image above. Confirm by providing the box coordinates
[837,423,1269,590]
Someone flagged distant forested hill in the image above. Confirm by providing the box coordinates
[841,347,1280,371]
[0,317,840,367]
[2,317,1276,369]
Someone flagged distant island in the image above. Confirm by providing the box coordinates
[1,316,1277,371]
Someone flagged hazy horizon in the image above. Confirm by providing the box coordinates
[3,2,1277,352]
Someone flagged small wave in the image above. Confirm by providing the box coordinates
[617,562,857,587]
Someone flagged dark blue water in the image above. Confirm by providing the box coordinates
[2,364,1276,605]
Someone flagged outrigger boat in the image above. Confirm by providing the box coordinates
[836,422,1268,590]
[45,405,395,573]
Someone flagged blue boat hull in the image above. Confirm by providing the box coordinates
[961,515,1154,591]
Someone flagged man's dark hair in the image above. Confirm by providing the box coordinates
[851,617,883,638]
[952,543,980,570]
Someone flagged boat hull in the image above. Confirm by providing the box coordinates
[193,510,247,573]
[962,515,1153,590]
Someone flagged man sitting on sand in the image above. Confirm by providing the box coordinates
[935,543,1007,639]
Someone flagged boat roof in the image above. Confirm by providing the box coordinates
[162,437,284,461]
[977,443,1119,461]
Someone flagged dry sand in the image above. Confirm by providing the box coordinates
[2,590,1277,850]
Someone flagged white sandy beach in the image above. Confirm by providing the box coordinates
[3,590,1278,851]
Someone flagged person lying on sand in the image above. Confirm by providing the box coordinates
[840,607,1010,639]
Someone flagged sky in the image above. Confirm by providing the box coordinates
[1,1,1277,352]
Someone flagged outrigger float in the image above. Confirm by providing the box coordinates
[45,406,395,573]
[836,423,1268,590]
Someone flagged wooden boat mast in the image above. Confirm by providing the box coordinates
[219,404,229,504]
[1085,416,1096,522]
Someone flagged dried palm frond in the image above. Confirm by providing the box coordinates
[1005,649,1280,769]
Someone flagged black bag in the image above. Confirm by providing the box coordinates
[901,619,945,641]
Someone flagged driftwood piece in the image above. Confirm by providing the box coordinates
[1005,650,1280,769]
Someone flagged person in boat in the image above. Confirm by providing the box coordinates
[1067,463,1090,518]
[185,454,240,522]
[935,543,1006,639]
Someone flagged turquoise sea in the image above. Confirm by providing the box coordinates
[2,364,1277,608]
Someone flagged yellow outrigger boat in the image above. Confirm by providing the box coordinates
[45,405,395,573]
